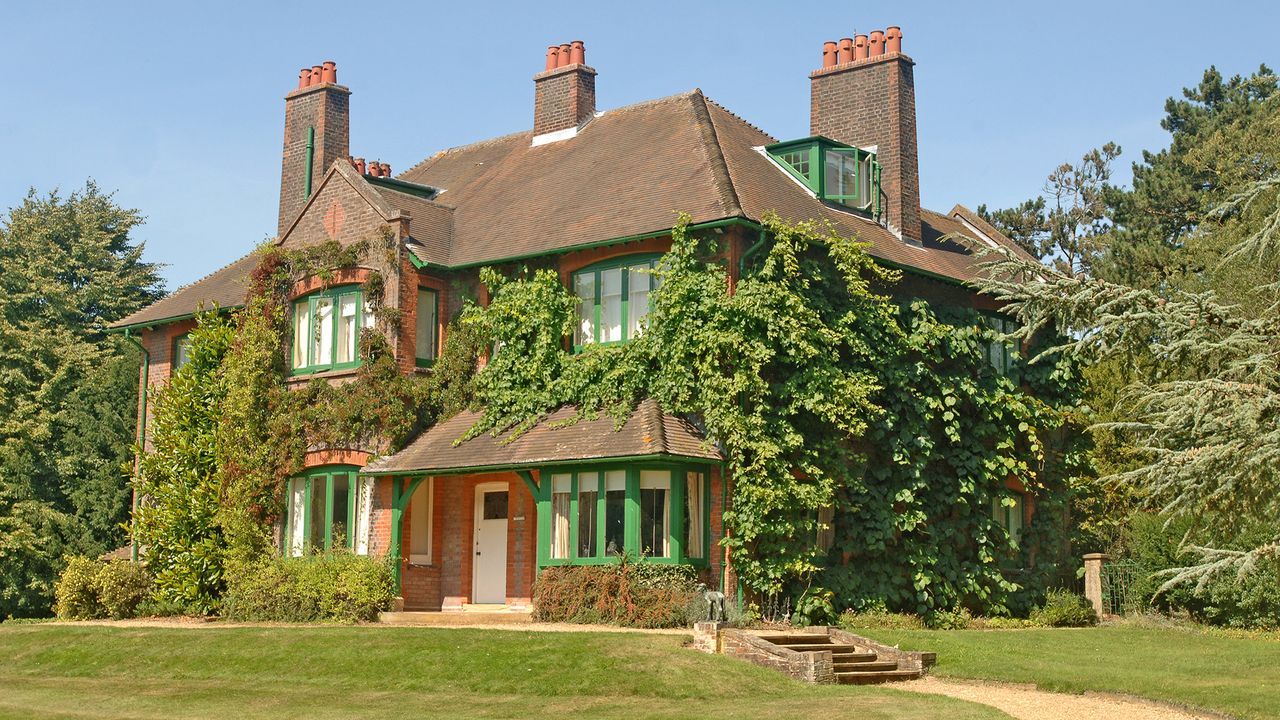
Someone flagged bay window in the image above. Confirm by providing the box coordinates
[572,256,660,349]
[538,464,710,567]
[291,286,373,374]
[284,466,371,556]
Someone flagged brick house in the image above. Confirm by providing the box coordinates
[111,29,1035,611]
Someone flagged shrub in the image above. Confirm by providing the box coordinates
[532,555,700,628]
[1030,589,1097,627]
[53,557,150,620]
[793,587,836,627]
[97,560,150,619]
[222,553,395,623]
[925,606,974,630]
[54,556,106,620]
[837,602,926,630]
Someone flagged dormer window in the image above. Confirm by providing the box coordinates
[766,136,881,216]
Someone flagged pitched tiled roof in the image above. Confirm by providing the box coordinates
[395,89,1026,282]
[363,398,722,475]
[121,88,1028,329]
[110,251,259,329]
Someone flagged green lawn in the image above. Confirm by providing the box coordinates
[0,625,1006,720]
[859,624,1280,720]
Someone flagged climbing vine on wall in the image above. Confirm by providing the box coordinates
[461,212,1086,616]
[136,230,480,609]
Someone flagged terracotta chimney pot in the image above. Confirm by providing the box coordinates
[381,162,391,177]
[885,26,902,54]
[569,40,585,66]
[355,157,366,174]
[545,46,559,71]
[310,65,323,85]
[869,30,885,56]
[557,43,572,67]
[822,41,838,68]
[837,38,854,65]
[297,68,310,89]
[854,34,869,61]
[321,61,337,84]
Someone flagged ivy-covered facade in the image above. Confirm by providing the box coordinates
[111,31,1077,615]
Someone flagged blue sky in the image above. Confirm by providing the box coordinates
[2,1,1275,289]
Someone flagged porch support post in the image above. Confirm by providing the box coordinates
[516,469,539,498]
[390,477,403,589]
[390,476,428,592]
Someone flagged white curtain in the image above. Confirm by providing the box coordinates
[686,472,704,559]
[552,493,571,559]
[353,477,373,555]
[288,478,306,557]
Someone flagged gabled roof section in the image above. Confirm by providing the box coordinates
[400,91,741,267]
[396,90,1027,282]
[109,251,258,330]
[362,398,722,475]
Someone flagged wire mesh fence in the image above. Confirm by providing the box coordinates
[1101,559,1143,616]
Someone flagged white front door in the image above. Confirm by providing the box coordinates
[472,484,509,604]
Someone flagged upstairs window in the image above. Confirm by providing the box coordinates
[291,286,373,375]
[415,287,439,367]
[173,334,193,371]
[572,256,660,350]
[980,314,1019,376]
[766,137,881,216]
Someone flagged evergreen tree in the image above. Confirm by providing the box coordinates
[976,167,1280,590]
[0,182,162,616]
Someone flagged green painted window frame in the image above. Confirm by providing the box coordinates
[979,312,1019,376]
[172,333,192,371]
[415,287,440,368]
[536,461,712,569]
[570,254,662,352]
[765,136,882,218]
[290,285,369,376]
[282,465,361,556]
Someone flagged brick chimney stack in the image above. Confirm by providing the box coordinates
[279,60,350,236]
[810,26,921,245]
[533,41,596,140]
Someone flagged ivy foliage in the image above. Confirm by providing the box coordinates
[462,212,1083,615]
[136,232,470,610]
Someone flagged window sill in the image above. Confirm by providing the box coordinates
[286,366,361,384]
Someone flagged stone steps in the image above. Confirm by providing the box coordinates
[836,669,925,685]
[757,631,924,684]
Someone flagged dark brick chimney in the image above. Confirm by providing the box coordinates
[279,61,350,236]
[810,27,921,244]
[533,41,596,140]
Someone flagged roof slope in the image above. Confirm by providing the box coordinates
[363,398,722,475]
[399,89,1025,281]
[111,252,259,329]
[401,92,740,267]
[120,88,1030,329]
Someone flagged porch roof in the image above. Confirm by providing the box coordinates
[362,399,723,476]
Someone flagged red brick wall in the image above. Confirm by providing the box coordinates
[136,319,196,452]
[380,473,537,610]
[810,54,921,244]
[533,65,596,136]
[278,83,350,237]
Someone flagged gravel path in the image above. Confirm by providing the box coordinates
[894,676,1222,720]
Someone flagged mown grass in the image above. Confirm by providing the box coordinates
[0,625,1007,720]
[858,623,1280,719]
